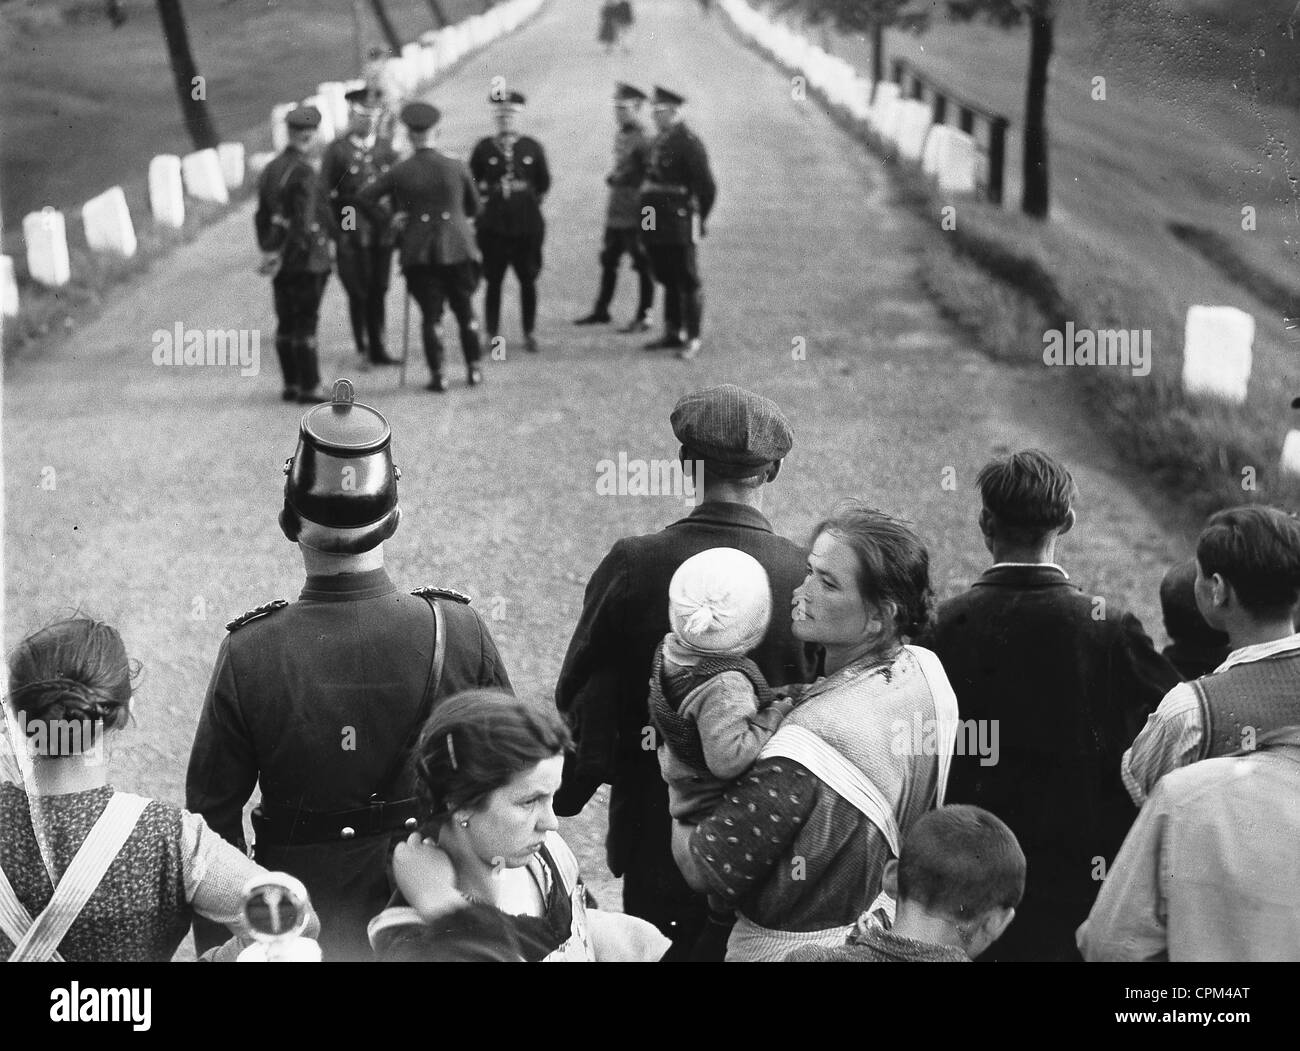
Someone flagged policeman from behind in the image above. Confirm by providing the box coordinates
[186,380,513,961]
[574,83,655,334]
[357,102,486,392]
[255,105,334,402]
[640,86,716,361]
[322,88,401,368]
[470,90,551,355]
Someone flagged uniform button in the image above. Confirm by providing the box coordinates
[350,165,359,174]
[340,826,356,840]
[420,213,430,222]
[440,211,450,220]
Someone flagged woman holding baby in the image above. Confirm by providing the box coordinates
[672,502,960,961]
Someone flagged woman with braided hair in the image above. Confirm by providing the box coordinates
[0,617,316,961]
[367,688,669,961]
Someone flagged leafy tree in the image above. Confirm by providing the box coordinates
[947,0,1055,218]
[773,0,929,91]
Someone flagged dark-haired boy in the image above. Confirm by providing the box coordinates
[1157,558,1232,680]
[788,805,1025,962]
[917,449,1178,961]
[1122,505,1300,805]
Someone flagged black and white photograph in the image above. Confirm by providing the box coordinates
[0,0,1296,1022]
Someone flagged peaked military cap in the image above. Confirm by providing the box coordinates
[671,384,793,476]
[345,86,384,108]
[614,82,647,102]
[400,101,441,131]
[652,86,686,107]
[490,89,527,108]
[286,105,322,130]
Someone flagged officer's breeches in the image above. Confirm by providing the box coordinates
[478,229,544,335]
[273,271,328,389]
[596,227,653,315]
[404,262,482,376]
[336,239,393,356]
[646,244,703,338]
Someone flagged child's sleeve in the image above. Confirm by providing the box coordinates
[689,672,792,781]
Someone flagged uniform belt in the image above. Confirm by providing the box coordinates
[251,797,421,846]
[642,182,690,195]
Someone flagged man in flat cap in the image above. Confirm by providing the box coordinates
[357,102,486,391]
[322,88,401,368]
[255,104,334,402]
[640,86,716,360]
[574,83,655,334]
[187,379,513,961]
[554,384,817,959]
[470,89,551,355]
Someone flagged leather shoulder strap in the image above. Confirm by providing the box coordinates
[374,595,447,798]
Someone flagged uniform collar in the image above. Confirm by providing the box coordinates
[300,567,397,601]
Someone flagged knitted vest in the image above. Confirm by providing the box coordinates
[1190,650,1300,759]
[647,644,776,770]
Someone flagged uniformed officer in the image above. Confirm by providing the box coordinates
[640,86,716,361]
[357,102,485,392]
[322,88,401,367]
[573,83,654,333]
[254,105,334,402]
[186,379,513,962]
[554,384,817,960]
[469,90,551,355]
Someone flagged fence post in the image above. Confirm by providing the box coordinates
[989,116,1009,206]
[958,106,975,134]
[891,58,905,84]
[933,93,947,126]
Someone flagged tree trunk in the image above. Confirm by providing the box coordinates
[872,21,884,89]
[368,0,403,53]
[154,0,219,150]
[425,0,448,27]
[1022,12,1052,219]
[352,0,365,74]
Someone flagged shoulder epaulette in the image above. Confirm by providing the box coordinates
[411,586,471,604]
[227,600,289,631]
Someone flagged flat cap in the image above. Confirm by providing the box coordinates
[653,85,686,106]
[490,89,527,108]
[671,384,792,475]
[400,101,441,131]
[286,105,322,130]
[614,82,647,102]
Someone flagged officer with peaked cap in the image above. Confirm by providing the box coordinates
[554,384,817,960]
[186,379,513,961]
[641,86,716,361]
[322,88,401,367]
[574,83,655,333]
[470,89,551,355]
[255,104,335,402]
[358,102,486,391]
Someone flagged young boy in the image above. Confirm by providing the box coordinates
[787,804,1026,961]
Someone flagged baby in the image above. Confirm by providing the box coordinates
[648,547,792,826]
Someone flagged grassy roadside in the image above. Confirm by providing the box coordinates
[728,2,1300,520]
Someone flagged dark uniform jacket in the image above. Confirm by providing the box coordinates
[606,121,650,230]
[321,133,399,247]
[917,564,1179,962]
[357,148,481,268]
[554,502,817,878]
[640,121,716,246]
[185,568,512,961]
[255,146,333,273]
[469,134,551,237]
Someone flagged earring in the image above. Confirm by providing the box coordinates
[459,817,470,829]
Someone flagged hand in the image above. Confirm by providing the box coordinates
[392,833,463,919]
[257,252,281,276]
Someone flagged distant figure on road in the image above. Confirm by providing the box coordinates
[574,82,655,333]
[322,87,401,368]
[554,384,816,960]
[186,380,513,961]
[917,449,1179,962]
[640,86,716,361]
[357,102,486,392]
[470,90,551,356]
[598,0,633,52]
[254,104,334,404]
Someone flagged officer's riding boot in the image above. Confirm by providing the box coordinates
[367,300,398,365]
[462,323,484,387]
[521,281,539,353]
[645,289,684,350]
[275,335,299,400]
[347,299,369,360]
[423,322,448,392]
[484,281,503,343]
[296,337,326,402]
[575,269,616,325]
[632,264,655,329]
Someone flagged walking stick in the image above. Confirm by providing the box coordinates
[400,286,410,387]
